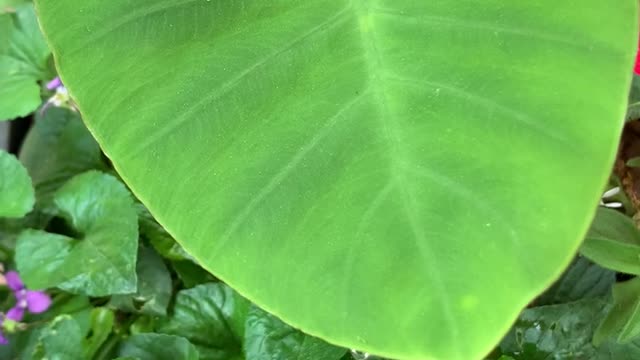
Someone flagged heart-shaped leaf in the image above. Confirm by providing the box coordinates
[35,1,638,359]
[15,171,138,295]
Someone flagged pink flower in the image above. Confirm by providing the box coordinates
[5,272,51,322]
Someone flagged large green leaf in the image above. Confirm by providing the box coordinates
[15,171,138,295]
[0,149,34,217]
[35,1,638,359]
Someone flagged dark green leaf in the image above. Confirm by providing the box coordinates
[171,260,216,288]
[19,107,106,212]
[137,203,192,262]
[38,316,84,360]
[119,333,199,360]
[84,308,115,358]
[15,171,138,295]
[111,246,172,316]
[627,75,640,122]
[0,149,34,217]
[245,305,347,360]
[582,208,640,274]
[595,277,640,345]
[500,298,640,360]
[0,3,51,120]
[158,283,248,360]
[535,256,615,305]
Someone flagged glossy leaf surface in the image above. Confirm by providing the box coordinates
[35,1,638,358]
[118,333,199,360]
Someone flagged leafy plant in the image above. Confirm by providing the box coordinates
[0,0,640,360]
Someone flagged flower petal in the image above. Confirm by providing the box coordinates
[6,307,24,322]
[4,272,23,292]
[46,77,61,90]
[0,332,8,345]
[25,291,51,313]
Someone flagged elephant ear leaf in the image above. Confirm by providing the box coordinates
[34,1,638,359]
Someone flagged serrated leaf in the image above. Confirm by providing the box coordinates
[581,208,640,274]
[245,305,347,360]
[0,149,34,217]
[15,171,138,295]
[110,246,172,316]
[158,283,248,360]
[119,333,199,360]
[34,1,639,358]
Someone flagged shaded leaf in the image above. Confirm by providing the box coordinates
[245,305,347,360]
[595,277,640,345]
[158,283,248,360]
[19,107,106,212]
[15,171,138,295]
[0,149,34,217]
[111,246,172,316]
[38,315,84,360]
[119,333,199,360]
[136,203,192,262]
[535,256,615,305]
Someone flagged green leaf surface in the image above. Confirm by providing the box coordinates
[627,75,640,122]
[0,149,34,217]
[245,305,348,360]
[35,1,638,359]
[498,298,640,360]
[19,107,106,212]
[15,171,138,295]
[38,315,84,360]
[0,3,50,120]
[136,203,192,262]
[595,277,640,345]
[118,333,199,360]
[582,208,640,274]
[111,246,172,316]
[535,256,615,306]
[157,283,247,360]
[84,308,115,358]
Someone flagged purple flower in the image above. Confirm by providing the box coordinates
[46,77,62,90]
[5,272,51,322]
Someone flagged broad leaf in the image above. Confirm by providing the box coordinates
[35,1,638,358]
[157,283,248,360]
[595,277,640,345]
[118,333,199,360]
[0,149,34,217]
[110,246,172,316]
[581,208,640,274]
[37,316,84,360]
[0,3,51,120]
[19,107,106,212]
[535,256,615,306]
[245,305,347,360]
[136,203,192,262]
[15,171,138,295]
[628,75,640,122]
